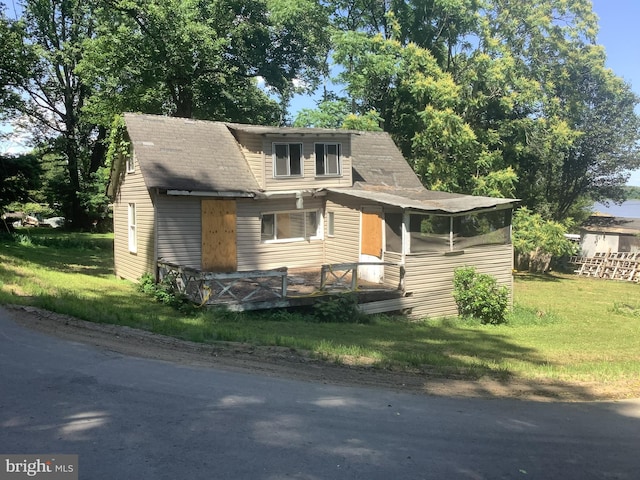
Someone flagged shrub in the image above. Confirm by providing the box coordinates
[312,293,369,323]
[138,273,196,315]
[452,266,509,325]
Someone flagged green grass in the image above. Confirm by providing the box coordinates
[1,230,639,396]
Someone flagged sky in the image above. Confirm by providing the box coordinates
[2,0,640,185]
[590,0,640,185]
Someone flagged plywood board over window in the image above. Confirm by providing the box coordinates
[361,210,383,258]
[202,199,237,272]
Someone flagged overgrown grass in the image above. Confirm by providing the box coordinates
[1,230,639,395]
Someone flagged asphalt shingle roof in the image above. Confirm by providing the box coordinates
[123,113,259,192]
[121,113,517,213]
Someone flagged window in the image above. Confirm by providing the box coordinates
[126,151,135,173]
[273,143,302,177]
[261,210,321,242]
[128,203,137,253]
[315,143,341,176]
[327,211,335,236]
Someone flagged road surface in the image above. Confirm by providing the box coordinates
[1,306,639,479]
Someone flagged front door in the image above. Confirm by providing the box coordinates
[359,208,383,283]
[201,199,237,272]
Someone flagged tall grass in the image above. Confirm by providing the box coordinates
[1,230,639,395]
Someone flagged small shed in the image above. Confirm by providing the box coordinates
[580,215,640,257]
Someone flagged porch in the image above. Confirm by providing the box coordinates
[157,260,407,313]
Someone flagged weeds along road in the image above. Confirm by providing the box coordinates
[1,306,639,480]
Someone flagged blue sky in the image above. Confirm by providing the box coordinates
[591,0,640,185]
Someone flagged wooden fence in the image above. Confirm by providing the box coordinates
[569,252,640,282]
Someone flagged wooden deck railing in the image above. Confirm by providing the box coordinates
[320,262,405,292]
[157,260,406,308]
[158,261,288,306]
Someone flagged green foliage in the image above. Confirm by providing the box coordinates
[623,186,640,199]
[452,266,509,325]
[328,0,640,219]
[138,273,196,315]
[512,207,577,258]
[0,154,41,213]
[312,293,370,323]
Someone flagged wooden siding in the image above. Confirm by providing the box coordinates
[232,131,354,192]
[382,251,403,289]
[113,160,156,282]
[232,130,265,189]
[156,196,201,269]
[362,244,514,319]
[236,197,325,270]
[324,198,361,265]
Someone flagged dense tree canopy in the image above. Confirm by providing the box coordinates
[1,0,638,227]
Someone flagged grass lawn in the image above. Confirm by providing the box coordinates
[1,230,639,396]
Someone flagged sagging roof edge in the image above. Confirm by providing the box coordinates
[326,188,519,215]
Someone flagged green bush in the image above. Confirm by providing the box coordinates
[312,293,369,323]
[138,273,196,315]
[452,266,509,325]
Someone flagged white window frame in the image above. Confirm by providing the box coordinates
[126,151,135,173]
[327,211,335,236]
[273,142,303,177]
[128,203,137,253]
[261,209,322,243]
[315,143,342,176]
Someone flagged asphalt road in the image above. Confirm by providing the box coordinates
[1,306,639,480]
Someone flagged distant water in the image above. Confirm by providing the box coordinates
[592,200,640,218]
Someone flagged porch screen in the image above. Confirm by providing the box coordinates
[453,210,511,249]
[409,215,450,253]
[408,210,511,253]
[385,213,403,253]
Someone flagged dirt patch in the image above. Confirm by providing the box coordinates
[5,304,634,402]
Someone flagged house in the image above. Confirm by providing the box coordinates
[580,214,640,257]
[108,113,518,318]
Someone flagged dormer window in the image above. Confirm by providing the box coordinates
[315,143,341,176]
[273,143,302,177]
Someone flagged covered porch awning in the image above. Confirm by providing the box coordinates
[325,188,518,215]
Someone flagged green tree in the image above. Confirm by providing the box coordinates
[0,5,36,118]
[0,153,41,216]
[5,0,107,228]
[293,98,383,131]
[80,0,331,125]
[324,0,640,218]
[512,207,576,273]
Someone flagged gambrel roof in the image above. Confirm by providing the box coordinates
[116,113,517,214]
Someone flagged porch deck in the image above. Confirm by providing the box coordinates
[157,260,406,312]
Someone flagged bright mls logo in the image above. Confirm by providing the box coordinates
[0,455,77,480]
